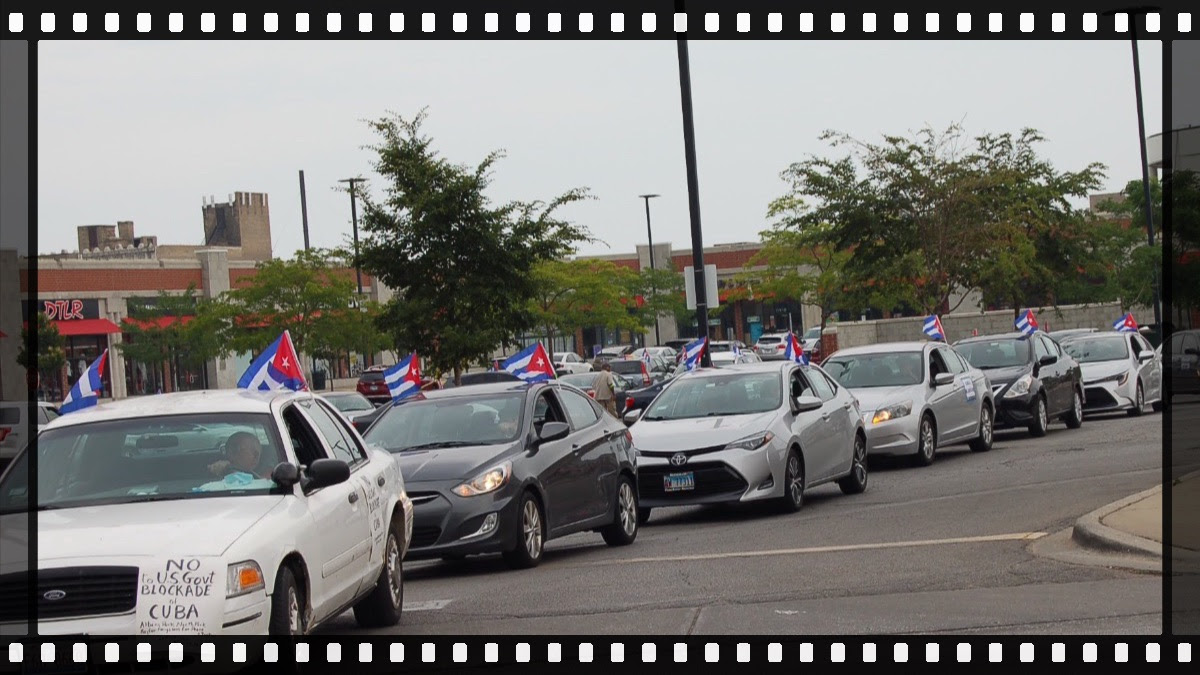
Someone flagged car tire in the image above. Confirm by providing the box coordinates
[912,414,936,466]
[638,507,652,525]
[503,491,546,569]
[352,517,404,629]
[1064,388,1084,429]
[1028,395,1048,437]
[838,433,869,494]
[969,404,994,452]
[268,565,305,636]
[777,449,805,512]
[1128,381,1145,417]
[601,476,639,546]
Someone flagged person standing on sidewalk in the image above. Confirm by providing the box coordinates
[594,362,619,417]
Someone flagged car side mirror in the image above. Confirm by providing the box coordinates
[793,395,823,413]
[1039,354,1057,366]
[302,458,351,491]
[1138,351,1154,362]
[1186,348,1200,356]
[933,372,956,387]
[623,409,642,426]
[537,421,570,444]
[270,462,302,487]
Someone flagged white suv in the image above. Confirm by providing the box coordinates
[0,401,60,464]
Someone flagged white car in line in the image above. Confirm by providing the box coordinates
[0,389,413,636]
[552,351,594,375]
[1059,330,1164,415]
[0,401,61,465]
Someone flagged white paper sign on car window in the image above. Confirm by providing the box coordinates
[136,557,224,634]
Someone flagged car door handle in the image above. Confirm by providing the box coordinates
[348,492,359,504]
[843,402,852,409]
[377,475,385,486]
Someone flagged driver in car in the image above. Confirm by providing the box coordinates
[208,431,269,479]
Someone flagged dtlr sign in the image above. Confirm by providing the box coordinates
[683,265,720,311]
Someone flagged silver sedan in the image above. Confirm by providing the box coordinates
[623,361,868,523]
[822,341,995,466]
[1059,330,1163,415]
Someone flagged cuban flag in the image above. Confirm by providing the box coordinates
[1015,309,1039,336]
[923,315,946,341]
[502,342,556,382]
[642,348,652,363]
[682,336,708,371]
[732,342,741,356]
[237,330,308,391]
[384,353,423,402]
[1113,312,1138,333]
[782,332,809,365]
[60,349,108,414]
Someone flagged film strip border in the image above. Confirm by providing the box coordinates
[3,638,1196,665]
[0,9,1194,38]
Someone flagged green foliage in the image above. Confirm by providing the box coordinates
[16,311,65,372]
[356,109,594,384]
[117,284,230,389]
[1169,170,1200,318]
[529,259,641,361]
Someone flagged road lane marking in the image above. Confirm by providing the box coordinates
[404,599,453,611]
[578,532,1047,566]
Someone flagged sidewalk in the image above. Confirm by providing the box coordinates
[1067,469,1200,571]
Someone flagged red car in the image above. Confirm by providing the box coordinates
[356,366,392,404]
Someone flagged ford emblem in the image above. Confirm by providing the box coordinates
[670,453,687,467]
[43,590,66,601]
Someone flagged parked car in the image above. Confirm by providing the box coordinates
[556,372,633,412]
[362,381,639,568]
[0,389,413,636]
[707,340,748,354]
[624,367,689,414]
[799,326,824,359]
[822,341,995,466]
[356,365,393,405]
[319,392,380,424]
[753,332,792,360]
[609,358,661,388]
[623,361,868,523]
[1059,331,1164,415]
[954,332,1084,436]
[711,350,762,366]
[1165,329,1200,403]
[592,345,637,370]
[442,371,523,388]
[0,401,60,465]
[1049,328,1098,340]
[640,346,678,362]
[552,352,593,375]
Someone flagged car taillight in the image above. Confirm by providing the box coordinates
[587,390,595,398]
[0,427,10,443]
[625,430,633,444]
[777,344,785,350]
[626,396,634,410]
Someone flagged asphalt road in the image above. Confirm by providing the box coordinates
[319,406,1167,636]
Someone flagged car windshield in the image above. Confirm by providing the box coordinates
[956,339,1031,369]
[609,361,645,374]
[1062,336,1129,363]
[325,394,374,412]
[643,372,782,420]
[824,352,925,388]
[359,371,384,382]
[757,337,781,344]
[709,343,732,352]
[364,394,525,452]
[0,413,288,514]
[803,328,821,340]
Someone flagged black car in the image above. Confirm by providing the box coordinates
[954,331,1084,436]
[362,381,640,568]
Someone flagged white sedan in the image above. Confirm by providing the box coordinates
[0,389,413,636]
[552,351,594,374]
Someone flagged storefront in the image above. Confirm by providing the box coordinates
[24,298,121,402]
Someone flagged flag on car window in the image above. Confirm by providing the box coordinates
[384,353,423,402]
[60,349,108,414]
[1015,309,1039,336]
[237,330,307,391]
[1113,312,1138,333]
[683,336,708,370]
[923,315,946,341]
[783,332,809,365]
[502,343,556,382]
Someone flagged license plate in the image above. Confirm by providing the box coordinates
[664,472,695,492]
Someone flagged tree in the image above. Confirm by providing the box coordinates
[1170,170,1200,324]
[626,265,690,338]
[117,284,229,392]
[529,259,642,363]
[17,312,66,393]
[356,109,593,385]
[1085,177,1163,312]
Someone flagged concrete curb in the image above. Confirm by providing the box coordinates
[1071,484,1163,558]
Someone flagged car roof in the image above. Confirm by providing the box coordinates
[827,341,932,357]
[1059,330,1128,341]
[955,331,1033,344]
[41,389,314,430]
[679,361,798,377]
[411,380,537,400]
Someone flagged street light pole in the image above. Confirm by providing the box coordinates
[339,177,367,370]
[639,193,661,346]
[1129,23,1163,337]
[677,38,712,367]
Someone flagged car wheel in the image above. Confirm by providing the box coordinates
[1064,388,1084,429]
[268,565,305,636]
[969,404,994,452]
[502,491,545,569]
[777,449,805,512]
[1128,381,1145,416]
[838,433,869,494]
[601,476,639,546]
[1028,395,1048,437]
[353,517,404,628]
[912,414,936,466]
[638,507,652,525]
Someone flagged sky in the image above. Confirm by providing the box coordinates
[31,40,1164,260]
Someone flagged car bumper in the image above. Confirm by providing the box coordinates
[634,446,779,508]
[1082,379,1135,412]
[994,392,1037,427]
[861,414,921,456]
[402,482,523,560]
[7,591,271,636]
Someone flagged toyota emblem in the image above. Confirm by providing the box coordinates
[43,590,66,601]
[670,453,687,466]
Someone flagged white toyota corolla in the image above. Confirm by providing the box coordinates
[0,389,413,636]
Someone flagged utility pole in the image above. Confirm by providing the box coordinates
[299,170,311,251]
[639,194,661,346]
[677,38,712,367]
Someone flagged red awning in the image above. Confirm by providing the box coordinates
[54,318,123,336]
[122,315,195,329]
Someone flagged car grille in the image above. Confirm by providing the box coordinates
[638,462,748,500]
[410,526,442,548]
[638,443,728,459]
[0,566,139,622]
[1083,387,1120,410]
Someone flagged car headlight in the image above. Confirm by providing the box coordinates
[452,462,512,497]
[1004,373,1034,398]
[724,431,774,451]
[871,401,912,425]
[226,561,265,598]
[1090,372,1130,386]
